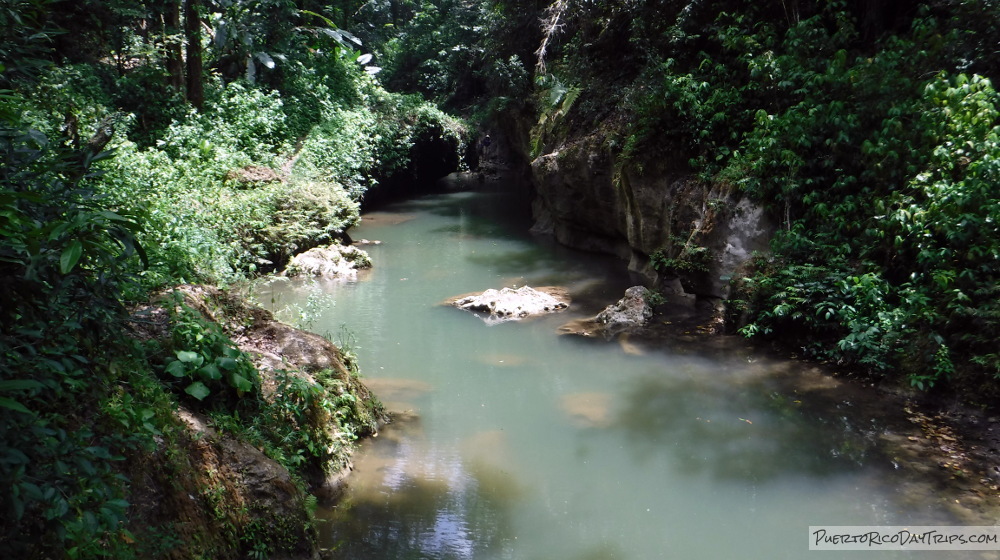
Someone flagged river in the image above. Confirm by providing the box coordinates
[261,182,989,559]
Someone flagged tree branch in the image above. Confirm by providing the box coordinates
[535,0,570,75]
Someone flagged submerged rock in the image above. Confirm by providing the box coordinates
[284,243,372,279]
[559,392,613,428]
[448,286,569,323]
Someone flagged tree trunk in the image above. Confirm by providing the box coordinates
[781,0,800,26]
[165,0,185,96]
[185,0,204,109]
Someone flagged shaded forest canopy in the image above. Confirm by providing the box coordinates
[3,0,1000,557]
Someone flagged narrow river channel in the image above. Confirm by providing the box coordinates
[262,183,983,559]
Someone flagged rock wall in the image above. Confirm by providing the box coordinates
[499,116,773,302]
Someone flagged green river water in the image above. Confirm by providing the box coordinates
[262,184,985,559]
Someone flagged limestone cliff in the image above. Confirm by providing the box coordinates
[495,112,773,304]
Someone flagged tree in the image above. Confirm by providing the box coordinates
[166,0,186,94]
[185,0,204,108]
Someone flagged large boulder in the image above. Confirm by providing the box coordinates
[284,243,372,279]
[559,286,656,339]
[596,286,653,331]
[448,286,569,323]
[126,285,388,560]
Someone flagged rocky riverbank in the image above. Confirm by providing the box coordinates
[124,285,387,560]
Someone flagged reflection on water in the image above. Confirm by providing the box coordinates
[466,248,579,277]
[319,418,519,560]
[274,186,981,560]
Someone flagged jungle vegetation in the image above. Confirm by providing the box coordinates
[4,0,1000,557]
[467,0,1000,400]
[1,0,463,557]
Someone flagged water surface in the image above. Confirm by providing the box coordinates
[262,185,979,559]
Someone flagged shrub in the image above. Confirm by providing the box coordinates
[0,91,147,559]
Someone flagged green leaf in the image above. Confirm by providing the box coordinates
[165,360,188,378]
[217,357,238,371]
[175,350,203,366]
[0,396,30,414]
[20,481,41,499]
[85,446,113,460]
[43,498,68,520]
[97,210,128,222]
[0,380,44,391]
[4,449,29,465]
[60,240,83,274]
[230,373,253,393]
[106,498,129,511]
[197,363,221,381]
[300,9,336,28]
[185,381,211,401]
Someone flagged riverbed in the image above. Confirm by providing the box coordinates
[262,183,998,559]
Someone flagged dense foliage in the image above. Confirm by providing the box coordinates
[7,0,1000,555]
[344,0,538,114]
[0,91,146,559]
[487,0,1000,399]
[1,0,462,557]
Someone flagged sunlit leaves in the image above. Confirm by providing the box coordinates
[162,296,261,406]
[738,61,1000,389]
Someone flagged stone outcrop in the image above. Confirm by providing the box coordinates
[163,408,320,560]
[284,243,372,279]
[595,286,653,331]
[126,285,387,560]
[225,164,283,186]
[447,286,569,323]
[510,126,773,300]
[559,286,656,340]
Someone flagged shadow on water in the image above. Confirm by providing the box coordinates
[390,187,532,231]
[466,247,580,278]
[402,190,634,297]
[614,367,886,482]
[429,222,507,239]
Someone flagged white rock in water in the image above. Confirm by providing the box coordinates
[284,244,372,279]
[451,286,569,323]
